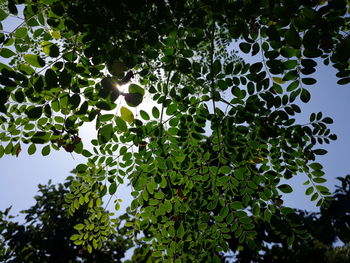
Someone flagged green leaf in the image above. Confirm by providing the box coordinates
[177,222,185,238]
[115,116,128,132]
[302,78,317,85]
[96,101,114,111]
[300,89,310,103]
[128,84,145,96]
[140,110,150,120]
[109,182,117,195]
[98,114,114,122]
[120,106,134,123]
[0,9,8,21]
[278,184,293,193]
[213,254,221,263]
[337,77,350,85]
[231,201,244,210]
[315,185,330,194]
[24,54,45,68]
[142,189,149,201]
[287,234,295,246]
[305,186,314,195]
[69,94,80,109]
[74,223,85,230]
[4,142,13,155]
[14,90,24,103]
[310,192,319,201]
[0,145,4,158]
[154,190,165,200]
[164,200,172,213]
[98,123,114,143]
[70,234,80,241]
[41,145,51,156]
[212,59,221,75]
[281,47,296,58]
[310,162,323,170]
[152,106,160,118]
[27,106,43,119]
[0,62,12,72]
[41,41,59,57]
[313,178,327,183]
[124,93,143,107]
[264,209,272,222]
[285,29,301,48]
[313,149,327,155]
[14,27,28,38]
[28,144,36,155]
[178,57,191,73]
[219,166,231,174]
[272,77,285,84]
[76,164,88,173]
[166,104,177,115]
[0,48,16,58]
[303,29,319,50]
[18,64,35,75]
[322,117,333,124]
[239,42,251,54]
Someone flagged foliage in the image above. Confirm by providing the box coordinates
[229,175,350,262]
[0,179,134,262]
[0,0,349,261]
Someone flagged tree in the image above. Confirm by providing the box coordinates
[0,0,349,261]
[0,179,134,262]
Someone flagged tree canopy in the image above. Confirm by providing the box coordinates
[0,179,133,262]
[0,0,349,261]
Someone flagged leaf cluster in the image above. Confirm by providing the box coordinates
[0,0,348,261]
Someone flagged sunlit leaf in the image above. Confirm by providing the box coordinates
[74,223,85,230]
[41,41,59,57]
[120,106,134,123]
[24,54,45,68]
[272,77,285,84]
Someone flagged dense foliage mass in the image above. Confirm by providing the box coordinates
[0,0,349,261]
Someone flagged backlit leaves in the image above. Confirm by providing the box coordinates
[24,54,45,68]
[0,0,346,260]
[120,106,134,123]
[41,41,59,57]
[272,77,285,84]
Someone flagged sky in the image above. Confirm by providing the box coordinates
[0,3,350,234]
